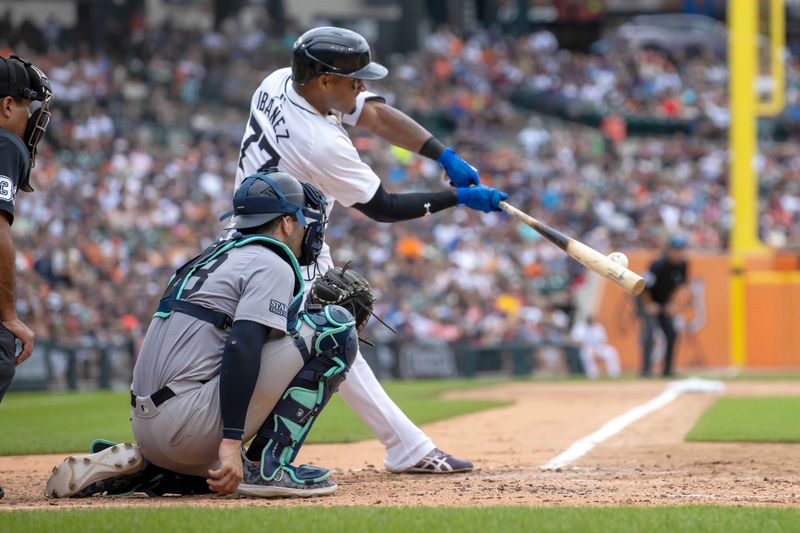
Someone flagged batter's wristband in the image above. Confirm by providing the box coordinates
[419,136,446,160]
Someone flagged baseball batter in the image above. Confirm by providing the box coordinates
[235,26,508,473]
[46,171,362,498]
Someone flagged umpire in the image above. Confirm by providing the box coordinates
[639,236,689,378]
[0,55,52,499]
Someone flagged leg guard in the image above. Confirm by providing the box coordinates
[248,304,358,484]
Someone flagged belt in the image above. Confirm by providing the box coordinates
[130,385,175,408]
[131,379,210,416]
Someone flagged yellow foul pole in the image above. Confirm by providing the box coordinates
[757,0,786,116]
[728,0,758,367]
[729,0,760,254]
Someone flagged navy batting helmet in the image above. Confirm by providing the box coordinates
[224,168,328,266]
[291,26,388,85]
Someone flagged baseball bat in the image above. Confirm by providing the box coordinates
[499,201,645,296]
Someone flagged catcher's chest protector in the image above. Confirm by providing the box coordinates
[154,235,305,331]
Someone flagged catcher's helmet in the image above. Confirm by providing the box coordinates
[229,168,325,230]
[291,26,388,84]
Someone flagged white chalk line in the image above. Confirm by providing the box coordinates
[540,378,725,471]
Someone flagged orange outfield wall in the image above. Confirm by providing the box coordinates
[595,251,800,371]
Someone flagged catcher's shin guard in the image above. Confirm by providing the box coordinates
[249,305,357,484]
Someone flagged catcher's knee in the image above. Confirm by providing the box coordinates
[302,304,358,368]
[251,304,357,482]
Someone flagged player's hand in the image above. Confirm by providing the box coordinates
[207,438,243,496]
[438,148,481,187]
[456,185,508,213]
[1,317,35,366]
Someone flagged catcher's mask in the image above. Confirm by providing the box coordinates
[221,168,327,266]
[0,55,53,192]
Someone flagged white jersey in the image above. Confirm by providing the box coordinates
[235,68,383,271]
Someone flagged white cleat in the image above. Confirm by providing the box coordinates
[44,443,144,499]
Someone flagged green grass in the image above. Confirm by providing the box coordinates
[3,506,800,533]
[0,379,508,455]
[686,396,800,443]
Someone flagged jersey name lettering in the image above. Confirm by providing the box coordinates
[256,90,289,141]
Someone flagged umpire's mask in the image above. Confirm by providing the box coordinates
[0,55,53,192]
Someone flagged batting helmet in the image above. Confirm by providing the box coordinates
[291,26,388,85]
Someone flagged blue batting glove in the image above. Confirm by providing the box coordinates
[456,185,508,213]
[437,147,481,187]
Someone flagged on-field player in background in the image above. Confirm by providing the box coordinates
[46,170,359,499]
[236,26,508,473]
[638,236,690,378]
[0,55,52,501]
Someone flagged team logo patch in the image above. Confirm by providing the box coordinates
[269,299,288,317]
[0,176,15,203]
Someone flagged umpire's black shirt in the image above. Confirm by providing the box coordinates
[644,257,687,305]
[0,128,30,225]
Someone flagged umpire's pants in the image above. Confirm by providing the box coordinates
[0,325,17,403]
[640,311,677,377]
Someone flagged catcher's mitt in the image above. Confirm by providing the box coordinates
[309,264,375,332]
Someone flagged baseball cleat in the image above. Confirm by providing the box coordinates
[400,448,474,474]
[236,453,336,498]
[0,483,4,500]
[44,443,145,498]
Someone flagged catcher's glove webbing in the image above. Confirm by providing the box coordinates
[308,264,375,332]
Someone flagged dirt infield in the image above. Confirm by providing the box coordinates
[2,380,799,509]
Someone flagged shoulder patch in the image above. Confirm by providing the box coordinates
[0,176,15,203]
[269,299,288,317]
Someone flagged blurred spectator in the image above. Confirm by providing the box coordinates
[0,16,796,371]
[570,316,620,378]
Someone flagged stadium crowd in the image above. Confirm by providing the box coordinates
[2,12,799,373]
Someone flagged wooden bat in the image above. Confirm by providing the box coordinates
[499,201,645,296]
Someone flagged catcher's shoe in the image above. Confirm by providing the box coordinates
[236,453,336,498]
[399,448,474,474]
[44,443,145,498]
[0,482,4,500]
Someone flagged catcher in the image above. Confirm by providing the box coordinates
[44,170,376,498]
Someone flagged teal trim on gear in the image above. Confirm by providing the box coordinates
[283,464,331,484]
[324,305,356,327]
[88,438,117,453]
[152,235,305,327]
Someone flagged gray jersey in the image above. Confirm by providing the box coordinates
[132,245,294,396]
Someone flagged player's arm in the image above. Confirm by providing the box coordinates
[312,131,506,220]
[354,100,480,187]
[356,100,431,153]
[0,213,17,323]
[218,319,271,442]
[209,319,270,495]
[0,138,35,365]
[639,265,659,313]
[353,183,507,222]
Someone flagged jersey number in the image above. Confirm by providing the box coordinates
[0,177,13,201]
[181,254,229,299]
[238,113,281,172]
